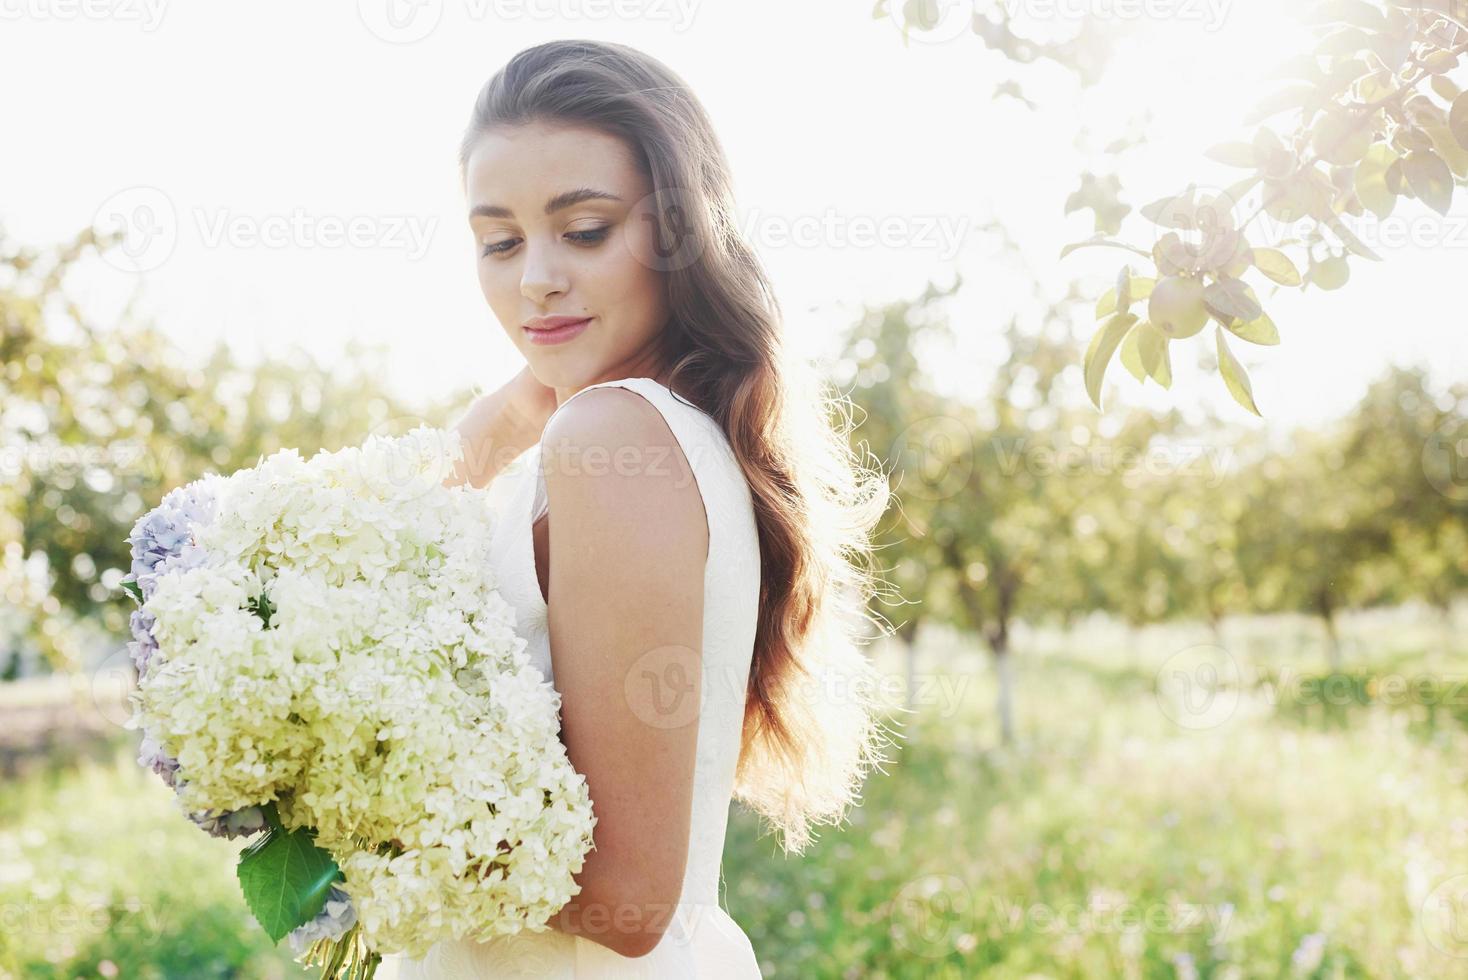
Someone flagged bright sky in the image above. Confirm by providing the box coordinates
[2,0,1462,433]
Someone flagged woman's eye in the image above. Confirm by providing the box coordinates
[480,228,610,258]
[566,227,610,245]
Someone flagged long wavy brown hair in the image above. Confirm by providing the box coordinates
[460,39,896,854]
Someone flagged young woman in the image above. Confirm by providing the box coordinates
[385,39,893,978]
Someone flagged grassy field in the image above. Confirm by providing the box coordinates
[3,609,1466,978]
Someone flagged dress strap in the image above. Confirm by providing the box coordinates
[531,377,731,524]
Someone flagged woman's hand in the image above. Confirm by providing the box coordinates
[443,366,559,490]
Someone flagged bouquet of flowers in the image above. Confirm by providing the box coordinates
[119,427,596,978]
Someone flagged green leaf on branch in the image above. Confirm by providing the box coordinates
[1154,233,1198,277]
[1309,201,1383,261]
[1203,276,1263,325]
[1353,144,1399,220]
[1315,26,1373,59]
[1225,309,1281,346]
[1402,148,1454,215]
[1307,0,1387,32]
[1250,248,1302,286]
[1215,327,1262,417]
[1120,319,1173,388]
[1135,321,1172,388]
[1084,312,1138,411]
[1094,276,1155,318]
[237,807,343,944]
[1424,125,1468,178]
[1309,255,1351,291]
[1367,29,1413,72]
[1119,322,1147,382]
[1421,49,1460,75]
[1325,57,1372,95]
[1141,187,1239,245]
[1451,92,1468,152]
[1357,67,1397,103]
[1311,108,1376,167]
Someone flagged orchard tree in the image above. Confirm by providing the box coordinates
[1235,429,1394,670]
[1340,366,1468,643]
[914,314,1169,743]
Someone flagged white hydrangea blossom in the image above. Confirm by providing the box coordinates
[124,427,596,960]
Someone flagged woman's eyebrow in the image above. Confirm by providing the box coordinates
[469,187,623,219]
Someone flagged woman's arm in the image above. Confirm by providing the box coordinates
[442,366,558,490]
[538,387,710,959]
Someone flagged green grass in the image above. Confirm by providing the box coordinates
[0,740,300,979]
[722,613,1468,978]
[4,611,1468,978]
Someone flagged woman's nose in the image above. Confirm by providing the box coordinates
[519,239,570,305]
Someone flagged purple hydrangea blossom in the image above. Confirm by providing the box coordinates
[287,884,357,954]
[188,805,267,840]
[138,733,265,840]
[126,479,218,601]
[128,608,158,674]
[137,733,180,788]
[126,476,267,843]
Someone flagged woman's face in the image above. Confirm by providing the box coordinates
[464,121,671,395]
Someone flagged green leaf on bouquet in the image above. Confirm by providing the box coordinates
[247,592,276,628]
[236,805,342,943]
[121,579,143,603]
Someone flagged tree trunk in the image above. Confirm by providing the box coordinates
[992,635,1015,746]
[1435,598,1454,657]
[1320,605,1342,672]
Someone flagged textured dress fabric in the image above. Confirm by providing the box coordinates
[379,378,764,978]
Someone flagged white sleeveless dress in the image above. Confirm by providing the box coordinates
[379,377,764,978]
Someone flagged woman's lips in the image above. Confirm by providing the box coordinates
[523,317,592,346]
